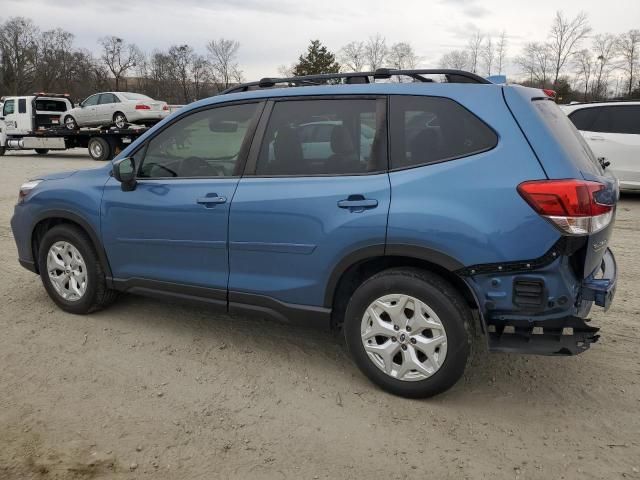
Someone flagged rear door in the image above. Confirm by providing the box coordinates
[228,96,390,309]
[97,93,118,124]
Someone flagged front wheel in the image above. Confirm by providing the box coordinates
[37,224,118,314]
[344,268,472,398]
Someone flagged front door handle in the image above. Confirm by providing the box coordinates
[337,195,378,212]
[587,136,605,141]
[197,194,227,207]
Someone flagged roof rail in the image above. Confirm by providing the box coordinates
[220,68,491,95]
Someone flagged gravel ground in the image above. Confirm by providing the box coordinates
[1,149,639,480]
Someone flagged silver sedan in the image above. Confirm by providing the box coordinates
[62,92,169,130]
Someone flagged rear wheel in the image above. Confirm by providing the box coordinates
[0,146,5,156]
[64,115,78,130]
[88,136,110,161]
[35,149,49,155]
[113,112,128,129]
[37,224,118,314]
[344,268,472,398]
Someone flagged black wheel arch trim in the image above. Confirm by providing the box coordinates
[30,209,113,280]
[323,244,465,308]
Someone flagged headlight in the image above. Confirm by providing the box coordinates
[18,179,43,204]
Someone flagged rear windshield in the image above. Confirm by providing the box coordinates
[121,93,152,101]
[534,99,602,175]
[35,99,68,112]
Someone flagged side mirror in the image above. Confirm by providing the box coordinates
[113,157,137,191]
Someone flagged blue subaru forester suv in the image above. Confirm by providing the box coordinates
[10,69,618,398]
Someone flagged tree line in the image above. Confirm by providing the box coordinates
[0,17,243,104]
[1,13,638,105]
[440,12,639,101]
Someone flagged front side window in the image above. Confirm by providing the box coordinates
[138,102,260,178]
[606,105,640,135]
[83,95,99,107]
[254,99,384,176]
[389,96,497,169]
[3,100,15,115]
[568,107,601,131]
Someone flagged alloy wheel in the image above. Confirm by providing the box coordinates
[360,294,448,381]
[46,241,88,301]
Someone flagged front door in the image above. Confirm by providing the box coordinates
[101,101,263,296]
[228,97,390,309]
[77,93,100,125]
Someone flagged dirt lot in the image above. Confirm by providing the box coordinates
[1,150,639,480]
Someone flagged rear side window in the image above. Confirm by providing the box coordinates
[389,96,497,169]
[569,105,640,135]
[99,93,118,104]
[3,100,14,115]
[254,99,385,176]
[34,99,68,112]
[18,99,27,113]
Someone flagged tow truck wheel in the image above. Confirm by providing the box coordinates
[35,149,49,155]
[64,115,78,130]
[113,112,128,129]
[88,137,111,161]
[0,146,5,156]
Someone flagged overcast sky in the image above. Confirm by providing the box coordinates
[4,0,640,80]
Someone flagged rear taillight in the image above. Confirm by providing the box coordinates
[162,105,169,111]
[135,104,150,110]
[543,89,556,99]
[517,179,614,235]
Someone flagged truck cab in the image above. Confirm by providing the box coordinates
[1,94,72,136]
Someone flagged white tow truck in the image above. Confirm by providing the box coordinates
[0,93,149,160]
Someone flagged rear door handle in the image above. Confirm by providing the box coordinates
[197,194,227,207]
[337,195,378,211]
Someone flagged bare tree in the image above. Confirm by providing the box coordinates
[388,42,419,70]
[99,36,142,90]
[617,29,640,97]
[0,17,39,94]
[548,11,591,86]
[277,64,295,77]
[439,50,469,70]
[482,36,495,76]
[364,34,388,70]
[168,44,193,103]
[207,38,240,89]
[34,28,75,92]
[592,34,618,100]
[574,49,595,101]
[467,31,484,73]
[496,31,508,74]
[515,42,552,86]
[340,41,366,71]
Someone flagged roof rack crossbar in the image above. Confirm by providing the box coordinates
[220,68,490,94]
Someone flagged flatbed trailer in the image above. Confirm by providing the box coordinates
[17,126,149,161]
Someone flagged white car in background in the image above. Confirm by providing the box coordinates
[563,101,640,192]
[62,92,169,130]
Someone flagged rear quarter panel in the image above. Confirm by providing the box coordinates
[387,85,560,266]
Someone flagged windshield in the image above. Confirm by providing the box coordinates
[121,93,152,101]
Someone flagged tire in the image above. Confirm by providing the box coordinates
[35,149,49,155]
[344,268,472,398]
[64,115,78,130]
[88,136,110,161]
[0,146,5,156]
[113,112,128,129]
[37,224,118,314]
